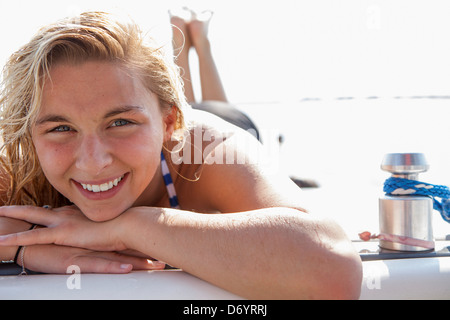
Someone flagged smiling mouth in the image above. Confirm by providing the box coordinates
[79,175,125,193]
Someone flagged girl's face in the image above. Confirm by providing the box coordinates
[32,61,175,221]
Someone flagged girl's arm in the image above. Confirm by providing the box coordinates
[0,205,361,299]
[0,192,362,299]
[117,206,362,299]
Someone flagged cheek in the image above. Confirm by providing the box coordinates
[33,139,74,181]
[127,131,163,175]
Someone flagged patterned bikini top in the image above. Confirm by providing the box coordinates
[160,152,180,209]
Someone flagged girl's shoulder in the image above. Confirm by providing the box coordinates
[168,109,262,167]
[166,110,305,213]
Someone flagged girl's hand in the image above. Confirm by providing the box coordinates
[21,244,166,274]
[0,205,127,252]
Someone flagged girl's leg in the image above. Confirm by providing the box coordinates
[170,13,196,103]
[188,12,227,103]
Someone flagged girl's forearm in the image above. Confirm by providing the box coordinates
[119,207,362,299]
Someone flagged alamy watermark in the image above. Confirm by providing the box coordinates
[167,125,282,175]
[66,265,81,290]
[363,264,382,290]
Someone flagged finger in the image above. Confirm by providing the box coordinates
[0,205,56,226]
[0,227,55,246]
[71,255,133,274]
[87,252,166,270]
[132,259,166,270]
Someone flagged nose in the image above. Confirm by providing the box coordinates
[75,134,113,175]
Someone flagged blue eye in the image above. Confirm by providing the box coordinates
[111,119,130,127]
[52,125,72,132]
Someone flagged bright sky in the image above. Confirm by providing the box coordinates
[1,0,449,104]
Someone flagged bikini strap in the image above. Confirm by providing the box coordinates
[160,152,180,209]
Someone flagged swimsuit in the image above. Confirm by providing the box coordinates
[161,152,180,209]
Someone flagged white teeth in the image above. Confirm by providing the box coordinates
[80,175,124,193]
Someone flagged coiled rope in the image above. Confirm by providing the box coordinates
[383,177,450,223]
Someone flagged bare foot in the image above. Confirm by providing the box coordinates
[187,10,213,53]
[169,9,192,55]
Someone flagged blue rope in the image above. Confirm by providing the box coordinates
[384,177,450,223]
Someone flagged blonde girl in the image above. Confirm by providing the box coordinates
[0,11,361,299]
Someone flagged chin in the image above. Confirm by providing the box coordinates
[81,206,125,222]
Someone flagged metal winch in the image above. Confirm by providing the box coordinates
[379,153,435,252]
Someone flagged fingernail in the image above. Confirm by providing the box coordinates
[120,264,132,270]
[149,260,166,268]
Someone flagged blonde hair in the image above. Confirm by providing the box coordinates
[0,11,190,206]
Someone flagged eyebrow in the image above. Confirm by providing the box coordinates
[35,105,145,126]
[103,105,145,119]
